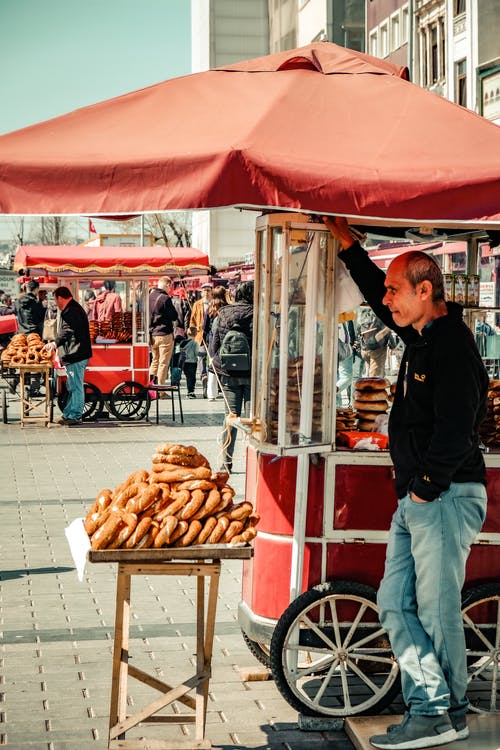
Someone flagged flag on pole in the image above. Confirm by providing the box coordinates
[88,219,97,234]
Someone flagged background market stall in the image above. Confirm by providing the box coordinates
[12,244,209,421]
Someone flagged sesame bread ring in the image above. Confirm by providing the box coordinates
[230,527,257,544]
[160,490,190,517]
[39,349,54,361]
[10,355,24,364]
[127,485,161,515]
[91,513,124,550]
[220,520,244,544]
[228,502,253,521]
[168,520,189,545]
[151,455,196,469]
[136,527,156,549]
[84,511,101,537]
[125,516,153,548]
[354,377,390,391]
[114,482,147,510]
[155,443,197,457]
[353,389,389,402]
[174,519,202,547]
[207,515,230,544]
[154,515,179,548]
[151,466,212,483]
[210,472,230,488]
[176,479,216,492]
[108,512,138,549]
[179,489,205,520]
[355,411,383,422]
[26,350,40,363]
[354,399,388,413]
[196,516,217,544]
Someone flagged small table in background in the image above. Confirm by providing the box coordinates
[18,363,53,427]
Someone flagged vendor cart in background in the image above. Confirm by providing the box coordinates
[12,244,209,421]
[238,213,500,718]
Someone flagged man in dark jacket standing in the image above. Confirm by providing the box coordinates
[323,217,488,750]
[148,277,178,387]
[45,286,92,426]
[210,281,254,473]
[15,279,44,336]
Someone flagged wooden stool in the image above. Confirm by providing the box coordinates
[18,363,52,427]
[149,384,184,424]
[89,547,252,750]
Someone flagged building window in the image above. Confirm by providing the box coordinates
[455,59,467,106]
[430,25,438,84]
[454,0,465,15]
[401,5,409,44]
[369,30,377,57]
[439,19,445,79]
[391,13,400,50]
[380,23,388,57]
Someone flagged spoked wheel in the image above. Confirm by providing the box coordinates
[108,380,150,421]
[242,630,271,669]
[57,382,104,421]
[270,580,400,717]
[462,583,500,713]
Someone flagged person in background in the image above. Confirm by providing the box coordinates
[357,308,391,378]
[15,279,44,337]
[95,280,122,321]
[171,286,190,340]
[323,215,488,750]
[44,286,92,426]
[148,277,178,388]
[475,314,495,357]
[179,326,200,398]
[83,289,97,321]
[207,285,232,401]
[189,282,213,397]
[0,294,16,350]
[336,318,354,406]
[210,281,254,473]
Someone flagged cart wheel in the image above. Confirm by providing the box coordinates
[270,580,401,717]
[109,380,150,421]
[57,382,104,421]
[462,582,500,713]
[2,390,7,424]
[242,630,271,669]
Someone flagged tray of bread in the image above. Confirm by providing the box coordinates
[83,443,260,558]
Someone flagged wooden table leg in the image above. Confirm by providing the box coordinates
[195,563,220,741]
[109,565,131,741]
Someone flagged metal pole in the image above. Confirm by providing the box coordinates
[408,0,414,81]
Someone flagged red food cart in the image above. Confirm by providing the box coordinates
[13,244,209,420]
[238,213,500,718]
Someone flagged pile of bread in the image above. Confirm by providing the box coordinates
[269,356,323,443]
[479,380,500,447]
[85,443,259,550]
[353,377,390,431]
[336,407,357,436]
[0,333,54,366]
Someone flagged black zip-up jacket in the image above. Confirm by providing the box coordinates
[55,298,92,365]
[15,293,44,335]
[339,241,488,501]
[149,288,178,336]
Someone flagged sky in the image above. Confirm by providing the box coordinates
[0,0,191,135]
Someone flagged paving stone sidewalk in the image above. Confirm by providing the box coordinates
[0,384,358,749]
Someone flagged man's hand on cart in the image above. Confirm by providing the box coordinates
[321,216,358,250]
[43,341,56,352]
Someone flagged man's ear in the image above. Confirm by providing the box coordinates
[418,280,433,300]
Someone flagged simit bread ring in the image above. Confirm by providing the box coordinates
[153,515,179,548]
[220,520,244,544]
[230,527,258,544]
[174,519,202,547]
[168,520,189,545]
[207,515,230,544]
[150,466,212,483]
[91,513,123,550]
[108,512,138,549]
[10,355,24,364]
[151,455,196,468]
[114,482,147,510]
[176,479,216,492]
[126,485,161,514]
[228,502,253,521]
[158,490,190,517]
[179,489,205,520]
[195,516,217,544]
[155,443,197,457]
[125,516,153,548]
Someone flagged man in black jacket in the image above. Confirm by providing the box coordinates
[15,279,44,336]
[45,286,92,426]
[324,217,488,750]
[210,281,253,473]
[148,277,178,387]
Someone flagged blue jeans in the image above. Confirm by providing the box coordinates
[220,378,251,470]
[63,359,88,419]
[337,354,353,406]
[377,482,487,718]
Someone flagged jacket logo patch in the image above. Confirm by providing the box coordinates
[422,475,431,483]
[414,373,426,382]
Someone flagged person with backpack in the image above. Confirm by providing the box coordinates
[178,326,199,398]
[209,281,254,473]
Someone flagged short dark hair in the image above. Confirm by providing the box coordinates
[235,281,254,304]
[402,251,445,303]
[27,280,39,293]
[104,280,116,291]
[54,286,73,300]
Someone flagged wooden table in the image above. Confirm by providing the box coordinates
[18,363,53,427]
[89,546,253,750]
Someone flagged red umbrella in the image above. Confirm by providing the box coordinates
[1,42,500,227]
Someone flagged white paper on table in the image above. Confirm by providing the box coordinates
[65,517,91,581]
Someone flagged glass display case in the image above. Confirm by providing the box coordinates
[253,213,335,453]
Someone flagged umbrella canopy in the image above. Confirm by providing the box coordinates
[14,245,209,276]
[1,42,500,227]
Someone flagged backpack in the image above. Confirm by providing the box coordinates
[219,325,251,373]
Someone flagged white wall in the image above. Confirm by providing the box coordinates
[298,0,327,45]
